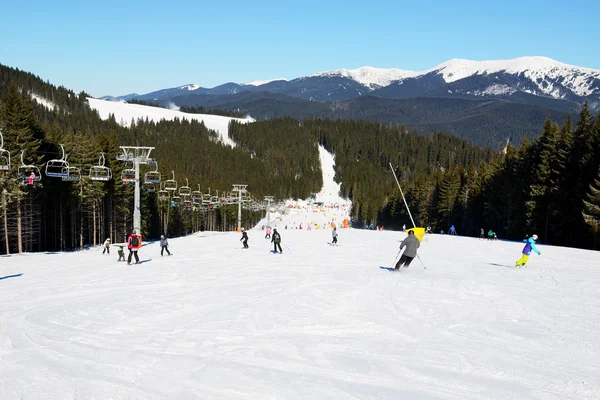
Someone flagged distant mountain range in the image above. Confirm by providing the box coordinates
[101,57,600,149]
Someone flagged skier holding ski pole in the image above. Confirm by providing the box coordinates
[394,230,420,271]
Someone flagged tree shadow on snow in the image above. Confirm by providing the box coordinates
[0,273,23,281]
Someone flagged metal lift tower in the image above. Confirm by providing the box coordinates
[117,146,155,234]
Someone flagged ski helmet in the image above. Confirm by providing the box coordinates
[532,234,538,240]
[408,230,414,235]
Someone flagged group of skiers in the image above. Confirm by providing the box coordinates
[241,226,283,253]
[101,230,171,265]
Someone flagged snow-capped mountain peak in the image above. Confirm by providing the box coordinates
[312,66,419,89]
[428,56,600,97]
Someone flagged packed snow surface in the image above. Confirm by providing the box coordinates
[87,97,253,147]
[1,146,599,399]
[2,228,600,399]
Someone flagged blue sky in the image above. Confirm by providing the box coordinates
[1,0,598,97]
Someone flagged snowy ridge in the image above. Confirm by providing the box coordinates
[87,97,253,147]
[244,78,288,86]
[429,56,600,97]
[313,66,419,89]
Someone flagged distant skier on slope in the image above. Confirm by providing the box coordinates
[240,228,249,249]
[265,226,271,239]
[102,238,111,254]
[331,227,338,245]
[449,225,457,235]
[271,228,282,253]
[515,234,541,267]
[160,235,171,256]
[395,230,420,271]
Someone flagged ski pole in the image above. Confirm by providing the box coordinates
[392,249,401,267]
[416,253,426,270]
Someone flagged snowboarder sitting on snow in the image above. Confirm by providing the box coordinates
[102,238,111,254]
[487,230,494,240]
[160,234,171,256]
[395,230,420,270]
[240,228,249,249]
[127,230,140,265]
[332,227,338,245]
[515,234,541,267]
[271,228,282,253]
[117,246,125,262]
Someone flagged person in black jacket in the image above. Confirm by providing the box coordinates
[271,228,282,253]
[240,228,249,248]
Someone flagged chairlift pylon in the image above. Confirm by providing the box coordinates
[17,150,41,185]
[89,153,112,181]
[0,129,11,171]
[164,171,177,191]
[46,144,69,177]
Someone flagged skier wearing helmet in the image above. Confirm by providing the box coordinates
[515,234,541,267]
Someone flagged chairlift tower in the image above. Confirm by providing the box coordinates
[117,146,155,234]
[232,184,248,230]
[264,195,274,225]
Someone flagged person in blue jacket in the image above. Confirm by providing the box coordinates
[515,234,541,267]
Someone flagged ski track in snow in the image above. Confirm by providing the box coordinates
[1,146,600,399]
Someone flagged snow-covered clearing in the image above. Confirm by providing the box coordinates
[87,98,254,147]
[1,146,600,399]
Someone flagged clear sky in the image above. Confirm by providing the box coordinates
[1,0,598,97]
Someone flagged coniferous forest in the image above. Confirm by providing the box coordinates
[1,63,600,254]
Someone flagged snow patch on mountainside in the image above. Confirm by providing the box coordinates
[245,78,288,86]
[30,93,57,111]
[179,84,200,91]
[313,66,419,89]
[87,98,253,147]
[473,84,518,96]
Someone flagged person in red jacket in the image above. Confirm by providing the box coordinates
[127,230,140,265]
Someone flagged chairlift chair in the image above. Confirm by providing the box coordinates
[178,178,191,197]
[182,196,192,211]
[121,164,135,185]
[192,184,203,202]
[158,184,169,201]
[45,144,70,177]
[143,182,156,193]
[89,153,112,181]
[145,162,161,184]
[62,167,81,182]
[0,130,11,171]
[17,150,42,185]
[164,171,177,191]
[170,195,181,207]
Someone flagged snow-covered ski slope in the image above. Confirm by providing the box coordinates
[87,97,254,147]
[2,145,600,399]
[2,231,600,399]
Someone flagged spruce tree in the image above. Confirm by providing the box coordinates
[582,166,600,249]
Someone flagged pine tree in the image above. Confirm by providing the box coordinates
[582,167,600,249]
[0,83,42,253]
